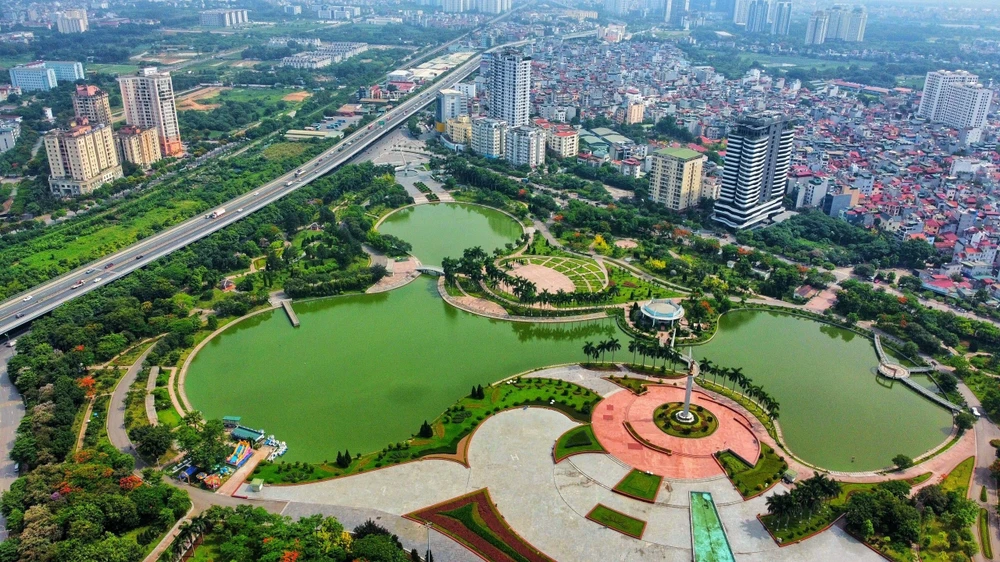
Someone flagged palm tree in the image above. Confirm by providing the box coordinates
[730,367,746,395]
[628,339,638,364]
[597,340,609,363]
[583,341,596,363]
[606,338,621,363]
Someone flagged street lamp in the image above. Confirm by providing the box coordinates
[425,521,433,561]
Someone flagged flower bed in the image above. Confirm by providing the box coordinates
[653,402,719,438]
[407,489,554,562]
[553,424,606,462]
[585,504,647,539]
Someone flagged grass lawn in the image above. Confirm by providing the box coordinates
[981,509,993,560]
[262,142,309,161]
[553,424,605,462]
[586,504,646,538]
[942,456,975,497]
[605,374,647,394]
[255,376,602,484]
[654,402,719,438]
[157,406,182,428]
[110,339,158,367]
[717,443,787,497]
[608,266,683,304]
[88,63,140,75]
[613,469,663,503]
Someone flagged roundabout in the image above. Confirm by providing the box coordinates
[591,384,760,480]
[654,402,720,438]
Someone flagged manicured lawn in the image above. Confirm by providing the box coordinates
[942,456,975,497]
[586,504,646,538]
[654,402,719,438]
[613,469,663,503]
[553,424,605,462]
[157,406,182,428]
[717,444,787,497]
[605,374,647,394]
[408,489,555,562]
[981,509,993,560]
[88,63,140,75]
[255,376,602,483]
[607,266,683,304]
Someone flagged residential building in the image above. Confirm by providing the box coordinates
[506,126,546,168]
[745,0,769,33]
[72,84,112,125]
[713,111,795,229]
[471,117,506,159]
[771,2,792,36]
[446,116,472,144]
[0,119,20,154]
[56,9,88,33]
[733,0,751,25]
[649,146,704,211]
[118,68,183,157]
[280,53,332,69]
[0,85,21,101]
[918,70,994,144]
[44,60,85,82]
[488,48,531,128]
[284,5,302,15]
[199,9,249,27]
[9,62,56,92]
[44,118,123,196]
[548,129,579,158]
[843,6,867,42]
[623,102,644,125]
[115,125,161,169]
[435,88,465,131]
[805,11,829,45]
[814,5,866,43]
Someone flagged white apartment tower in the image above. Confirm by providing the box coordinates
[805,11,829,45]
[733,0,751,25]
[435,89,465,131]
[771,2,792,36]
[713,112,795,230]
[57,9,88,33]
[506,126,546,168]
[489,48,531,128]
[118,68,183,157]
[919,70,993,145]
[471,117,506,159]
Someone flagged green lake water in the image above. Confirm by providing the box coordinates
[186,204,953,469]
[377,203,523,267]
[694,310,953,471]
[186,278,621,462]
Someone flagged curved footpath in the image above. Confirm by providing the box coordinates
[237,365,881,562]
[0,345,24,540]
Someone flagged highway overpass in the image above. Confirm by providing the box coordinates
[0,49,486,337]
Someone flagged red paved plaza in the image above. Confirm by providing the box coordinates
[591,384,760,479]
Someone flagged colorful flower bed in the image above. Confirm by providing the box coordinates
[407,489,554,562]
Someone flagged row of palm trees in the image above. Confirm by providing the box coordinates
[583,339,622,363]
[765,474,842,528]
[697,358,781,421]
[626,338,686,372]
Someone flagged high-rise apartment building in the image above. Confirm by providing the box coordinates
[650,147,705,211]
[918,70,993,145]
[56,9,88,33]
[506,126,546,168]
[435,88,465,131]
[45,118,123,196]
[805,11,828,44]
[745,0,769,33]
[471,117,506,159]
[118,68,183,157]
[771,2,792,35]
[713,112,795,229]
[663,0,673,22]
[199,9,249,27]
[604,0,628,16]
[72,84,112,126]
[488,48,531,128]
[115,125,162,169]
[446,116,472,145]
[547,130,579,159]
[733,0,751,25]
[843,6,867,41]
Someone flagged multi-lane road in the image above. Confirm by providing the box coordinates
[0,50,485,337]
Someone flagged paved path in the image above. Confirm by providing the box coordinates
[164,367,185,418]
[74,397,96,452]
[956,382,1000,562]
[144,366,159,426]
[0,345,24,540]
[107,346,156,464]
[240,407,880,562]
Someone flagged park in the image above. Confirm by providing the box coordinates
[170,201,971,561]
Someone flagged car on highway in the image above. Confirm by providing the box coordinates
[104,263,114,269]
[237,208,243,213]
[135,254,144,260]
[71,280,85,289]
[6,340,15,348]
[22,295,31,302]
[85,269,95,274]
[254,192,259,196]
[93,278,103,284]
[15,312,24,318]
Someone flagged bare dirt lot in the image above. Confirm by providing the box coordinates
[176,86,229,111]
[282,91,312,102]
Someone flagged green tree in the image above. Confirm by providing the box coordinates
[891,454,913,471]
[418,420,432,439]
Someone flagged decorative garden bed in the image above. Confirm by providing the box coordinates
[653,402,719,438]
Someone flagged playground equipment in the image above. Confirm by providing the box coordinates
[227,440,253,468]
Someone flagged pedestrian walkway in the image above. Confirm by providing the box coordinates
[144,366,159,426]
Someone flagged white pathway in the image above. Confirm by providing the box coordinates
[242,390,881,561]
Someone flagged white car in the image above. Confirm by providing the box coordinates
[21,295,31,302]
[253,192,260,196]
[93,278,103,284]
[237,208,244,213]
